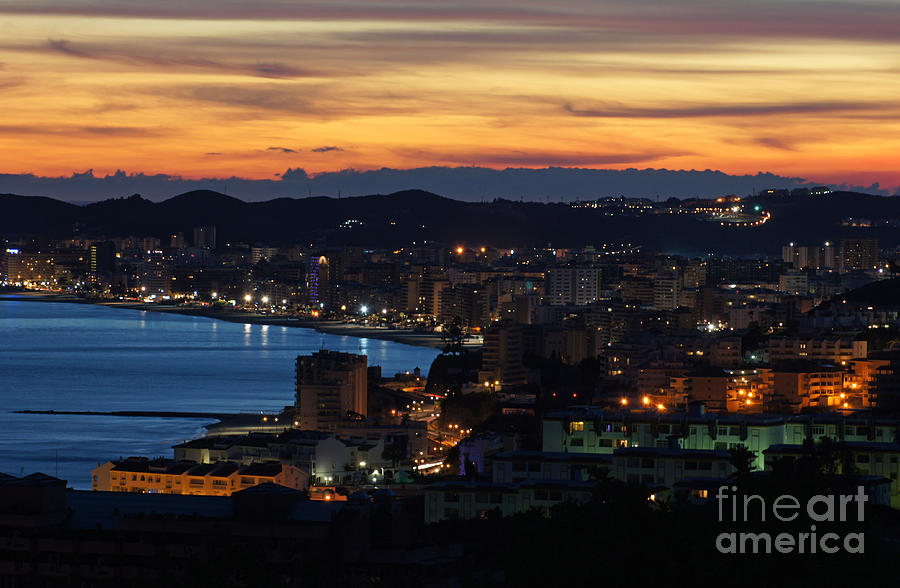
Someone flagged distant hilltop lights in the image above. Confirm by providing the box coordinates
[571,194,770,228]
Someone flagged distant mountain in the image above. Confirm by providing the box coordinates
[1,166,893,203]
[2,189,899,255]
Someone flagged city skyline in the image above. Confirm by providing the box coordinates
[1,1,899,194]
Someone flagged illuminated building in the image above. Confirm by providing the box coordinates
[546,266,602,306]
[782,243,838,270]
[91,458,308,495]
[308,254,329,305]
[250,245,279,264]
[88,241,115,281]
[768,336,867,364]
[772,367,845,411]
[424,480,594,524]
[295,350,368,431]
[667,368,772,413]
[478,321,528,389]
[544,406,900,486]
[839,237,879,271]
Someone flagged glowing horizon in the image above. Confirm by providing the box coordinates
[1,1,899,191]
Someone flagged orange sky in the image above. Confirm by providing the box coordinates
[1,1,899,191]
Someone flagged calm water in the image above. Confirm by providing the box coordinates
[0,298,440,488]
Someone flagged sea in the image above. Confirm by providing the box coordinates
[0,298,440,489]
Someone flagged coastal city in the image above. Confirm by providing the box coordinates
[2,185,900,583]
[3,0,900,584]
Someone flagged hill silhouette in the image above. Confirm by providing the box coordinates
[1,189,898,255]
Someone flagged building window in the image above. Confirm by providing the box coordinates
[570,421,584,433]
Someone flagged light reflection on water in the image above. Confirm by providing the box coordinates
[0,299,439,489]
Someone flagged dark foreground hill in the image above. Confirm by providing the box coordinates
[1,189,898,255]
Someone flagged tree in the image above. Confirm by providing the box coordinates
[440,316,467,355]
[727,444,756,478]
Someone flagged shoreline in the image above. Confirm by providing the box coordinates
[0,291,473,351]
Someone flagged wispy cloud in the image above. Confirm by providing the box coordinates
[46,38,317,79]
[564,100,891,119]
[752,137,797,151]
[1,1,897,43]
[0,124,161,137]
[266,146,299,153]
[311,146,343,153]
[394,148,683,167]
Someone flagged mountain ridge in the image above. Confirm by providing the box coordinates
[2,189,899,255]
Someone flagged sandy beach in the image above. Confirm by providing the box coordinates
[0,291,473,350]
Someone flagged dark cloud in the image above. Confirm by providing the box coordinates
[5,1,899,44]
[311,146,343,153]
[46,38,316,79]
[753,137,797,151]
[0,124,160,137]
[47,38,90,58]
[205,152,222,156]
[564,100,890,119]
[4,166,890,204]
[161,83,459,118]
[267,146,299,153]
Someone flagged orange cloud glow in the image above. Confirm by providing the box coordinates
[0,1,898,191]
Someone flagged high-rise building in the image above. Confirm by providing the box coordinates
[478,321,529,389]
[169,233,185,249]
[839,238,879,272]
[308,255,329,305]
[88,241,115,280]
[295,350,367,431]
[782,243,837,270]
[653,272,682,310]
[193,226,217,250]
[420,271,447,318]
[546,266,601,306]
[251,246,280,264]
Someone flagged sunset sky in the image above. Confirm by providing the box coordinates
[1,0,899,191]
